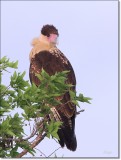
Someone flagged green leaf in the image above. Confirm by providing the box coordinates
[8,61,18,69]
[46,133,51,139]
[46,121,62,140]
[69,90,76,99]
[0,99,10,108]
[6,130,15,136]
[0,56,7,64]
[41,68,50,80]
[17,141,36,156]
[10,146,19,158]
[35,73,43,81]
[0,108,10,116]
[72,100,80,107]
[77,93,92,104]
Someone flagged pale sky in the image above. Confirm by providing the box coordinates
[1,0,118,158]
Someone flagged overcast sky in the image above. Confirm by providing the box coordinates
[1,0,118,158]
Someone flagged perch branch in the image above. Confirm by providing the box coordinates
[16,132,46,158]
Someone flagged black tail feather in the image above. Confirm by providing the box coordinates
[58,129,65,148]
[57,115,77,151]
[49,106,77,151]
[65,134,77,151]
[58,127,77,151]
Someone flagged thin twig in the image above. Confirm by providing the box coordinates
[24,116,48,143]
[23,127,37,141]
[28,120,32,133]
[47,147,61,157]
[76,109,85,115]
[15,115,49,158]
[0,137,21,142]
[0,85,10,97]
[16,133,46,158]
[34,147,47,157]
[53,138,59,144]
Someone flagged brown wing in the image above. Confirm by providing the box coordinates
[29,49,76,117]
[29,49,77,151]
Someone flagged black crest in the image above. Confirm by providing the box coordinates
[41,24,59,37]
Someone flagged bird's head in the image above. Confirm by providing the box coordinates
[41,24,59,45]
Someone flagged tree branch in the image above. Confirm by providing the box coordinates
[16,133,46,158]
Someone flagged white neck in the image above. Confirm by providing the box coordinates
[39,34,50,44]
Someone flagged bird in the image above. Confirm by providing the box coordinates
[29,24,77,151]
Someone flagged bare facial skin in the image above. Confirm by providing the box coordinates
[48,34,58,45]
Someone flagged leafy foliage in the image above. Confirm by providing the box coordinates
[0,56,92,158]
[46,121,62,140]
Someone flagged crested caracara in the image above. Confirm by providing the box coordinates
[29,24,77,151]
